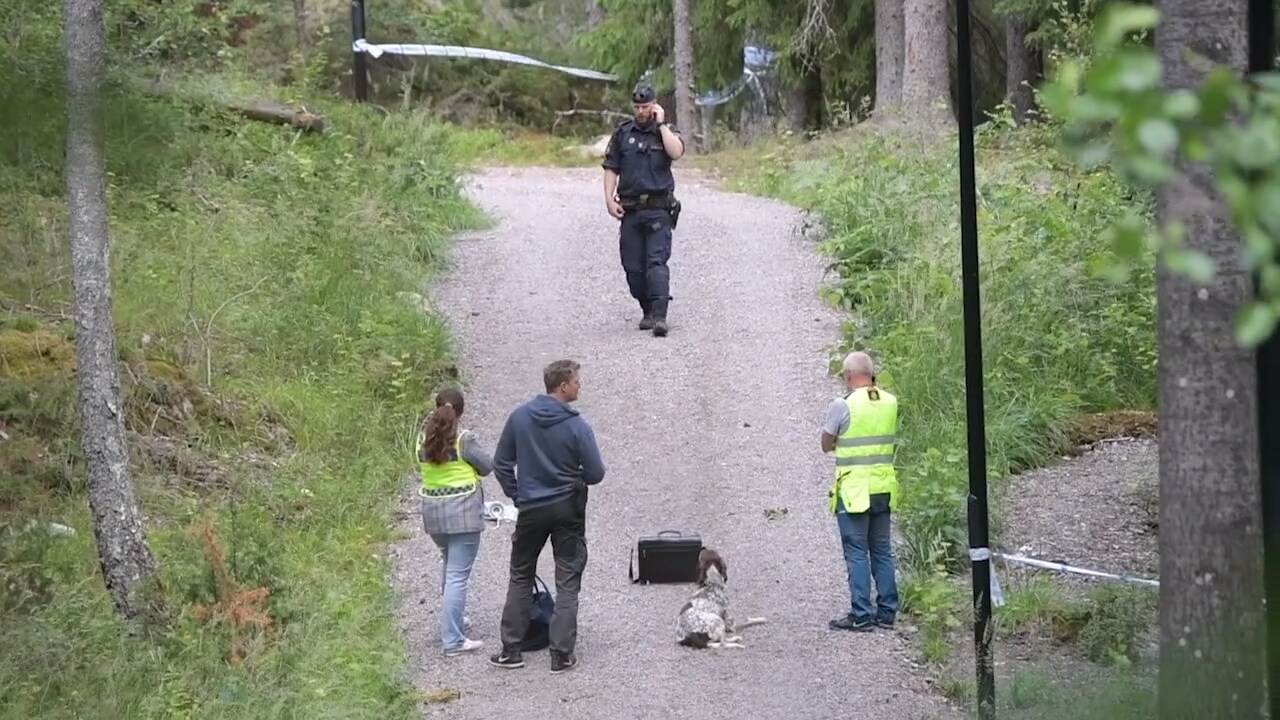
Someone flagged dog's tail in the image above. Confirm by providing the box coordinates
[679,632,711,649]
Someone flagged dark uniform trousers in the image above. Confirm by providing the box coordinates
[619,206,673,316]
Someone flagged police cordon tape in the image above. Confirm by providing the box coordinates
[993,550,1160,587]
[352,37,780,110]
[352,39,620,81]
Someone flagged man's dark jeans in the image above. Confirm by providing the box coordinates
[498,492,588,655]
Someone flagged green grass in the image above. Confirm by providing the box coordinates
[705,118,1159,663]
[0,3,501,716]
[1000,666,1156,719]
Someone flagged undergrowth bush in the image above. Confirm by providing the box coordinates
[724,121,1158,616]
[0,1,486,716]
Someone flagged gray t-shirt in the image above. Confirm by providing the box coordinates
[822,397,851,437]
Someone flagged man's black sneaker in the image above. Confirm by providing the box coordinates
[876,617,896,630]
[652,318,668,337]
[488,651,525,669]
[829,616,875,632]
[639,313,655,330]
[550,651,578,674]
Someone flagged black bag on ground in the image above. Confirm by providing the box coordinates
[628,530,703,584]
[520,575,556,652]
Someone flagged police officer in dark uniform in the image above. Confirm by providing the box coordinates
[601,83,686,337]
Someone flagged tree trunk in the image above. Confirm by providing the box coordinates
[291,0,308,55]
[874,0,905,119]
[1004,15,1037,124]
[64,0,160,622]
[784,60,824,132]
[900,0,951,127]
[671,0,698,153]
[1154,0,1265,716]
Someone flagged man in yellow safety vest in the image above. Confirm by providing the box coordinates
[819,350,899,632]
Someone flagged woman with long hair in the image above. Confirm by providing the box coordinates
[417,386,493,656]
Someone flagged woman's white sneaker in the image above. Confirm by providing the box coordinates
[444,638,484,657]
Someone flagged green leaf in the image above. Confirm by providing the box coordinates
[1254,179,1280,236]
[1108,218,1147,257]
[1122,154,1174,185]
[1182,135,1211,162]
[1236,301,1279,346]
[1222,118,1280,170]
[1078,141,1113,168]
[1199,70,1243,126]
[1117,54,1163,92]
[1074,94,1126,123]
[1137,118,1179,154]
[1163,90,1200,120]
[1096,4,1162,51]
[1250,71,1280,94]
[1261,265,1280,297]
[1163,247,1216,283]
[1088,253,1133,283]
[1038,81,1074,117]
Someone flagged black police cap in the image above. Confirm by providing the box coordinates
[632,84,656,104]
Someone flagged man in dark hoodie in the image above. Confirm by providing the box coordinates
[488,359,606,674]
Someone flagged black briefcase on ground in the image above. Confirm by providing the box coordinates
[628,530,703,584]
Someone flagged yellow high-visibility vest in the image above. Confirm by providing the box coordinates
[830,386,899,514]
[418,430,478,492]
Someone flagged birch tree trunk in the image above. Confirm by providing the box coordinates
[65,0,160,621]
[1154,0,1265,715]
[874,0,905,119]
[672,0,698,153]
[900,0,951,127]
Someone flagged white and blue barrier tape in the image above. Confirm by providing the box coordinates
[993,551,1160,588]
[969,548,1006,607]
[967,548,1159,611]
[352,38,619,81]
[694,45,779,108]
[352,35,782,111]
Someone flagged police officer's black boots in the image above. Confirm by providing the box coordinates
[651,297,669,337]
[638,301,655,330]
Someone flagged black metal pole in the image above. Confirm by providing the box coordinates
[954,0,994,716]
[1248,0,1278,715]
[350,0,369,102]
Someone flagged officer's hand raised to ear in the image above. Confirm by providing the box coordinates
[652,103,665,124]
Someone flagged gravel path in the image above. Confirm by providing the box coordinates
[998,438,1159,593]
[387,166,958,720]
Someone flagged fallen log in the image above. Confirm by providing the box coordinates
[225,98,325,133]
[137,79,326,134]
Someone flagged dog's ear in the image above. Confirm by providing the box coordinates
[695,549,712,585]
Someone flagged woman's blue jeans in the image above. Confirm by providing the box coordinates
[429,531,482,650]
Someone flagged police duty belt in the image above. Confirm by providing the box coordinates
[619,192,676,210]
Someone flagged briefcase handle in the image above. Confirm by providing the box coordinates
[657,530,682,537]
